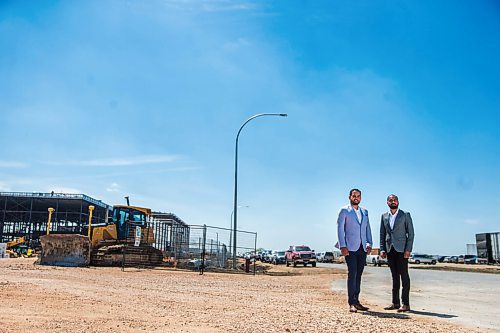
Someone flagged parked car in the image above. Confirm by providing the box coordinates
[187,259,212,269]
[317,251,335,263]
[243,252,257,261]
[464,255,477,264]
[458,255,465,264]
[263,250,273,263]
[270,251,286,265]
[257,250,272,262]
[285,245,317,267]
[366,248,388,266]
[332,251,344,264]
[447,255,459,263]
[409,254,436,265]
[463,255,488,264]
[443,256,458,264]
[477,257,489,264]
[366,253,388,266]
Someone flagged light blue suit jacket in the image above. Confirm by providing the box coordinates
[337,205,373,252]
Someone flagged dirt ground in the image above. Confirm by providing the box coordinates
[0,258,492,333]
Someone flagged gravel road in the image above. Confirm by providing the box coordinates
[329,264,500,331]
[0,258,493,333]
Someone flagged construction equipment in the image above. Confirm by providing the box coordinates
[38,205,164,267]
[7,236,26,249]
[5,236,34,258]
[90,205,162,266]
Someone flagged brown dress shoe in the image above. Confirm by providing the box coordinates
[353,303,369,311]
[384,304,401,310]
[349,305,357,313]
[397,305,411,312]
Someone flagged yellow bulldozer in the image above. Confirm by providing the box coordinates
[38,205,163,267]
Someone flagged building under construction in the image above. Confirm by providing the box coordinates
[0,192,110,245]
[1,192,258,272]
[0,192,190,253]
[150,211,190,255]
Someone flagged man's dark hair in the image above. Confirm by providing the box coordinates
[387,194,399,200]
[349,188,361,196]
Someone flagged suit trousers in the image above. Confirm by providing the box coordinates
[387,248,410,306]
[345,245,367,305]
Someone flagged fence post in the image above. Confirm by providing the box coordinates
[254,232,257,275]
[200,224,207,275]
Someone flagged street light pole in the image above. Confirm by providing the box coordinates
[232,113,287,269]
[229,205,249,254]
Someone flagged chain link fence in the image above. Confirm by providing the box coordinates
[121,221,257,274]
[170,225,257,274]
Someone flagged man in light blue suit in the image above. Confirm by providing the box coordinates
[337,188,373,313]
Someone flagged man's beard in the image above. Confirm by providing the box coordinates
[350,200,360,206]
[389,203,398,209]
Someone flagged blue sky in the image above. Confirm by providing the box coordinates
[1,0,499,255]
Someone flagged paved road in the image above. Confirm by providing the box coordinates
[321,263,500,331]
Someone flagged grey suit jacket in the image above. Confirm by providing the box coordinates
[379,209,414,253]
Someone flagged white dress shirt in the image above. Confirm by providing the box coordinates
[389,209,399,230]
[352,206,362,223]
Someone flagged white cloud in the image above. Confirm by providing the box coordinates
[43,154,181,167]
[106,183,120,192]
[0,161,29,168]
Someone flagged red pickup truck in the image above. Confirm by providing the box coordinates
[285,245,317,267]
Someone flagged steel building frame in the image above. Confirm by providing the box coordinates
[0,192,110,245]
[0,192,192,255]
[150,212,190,256]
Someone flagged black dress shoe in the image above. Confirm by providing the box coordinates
[353,303,369,311]
[384,304,401,310]
[397,305,411,312]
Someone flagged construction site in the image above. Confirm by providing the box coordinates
[0,191,257,272]
[1,191,495,333]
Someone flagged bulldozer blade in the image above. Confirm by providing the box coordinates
[38,234,90,267]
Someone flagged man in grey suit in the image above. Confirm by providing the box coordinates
[337,188,373,313]
[380,194,414,312]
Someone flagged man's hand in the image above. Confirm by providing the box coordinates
[341,247,349,256]
[404,251,411,259]
[380,251,386,259]
[366,245,372,254]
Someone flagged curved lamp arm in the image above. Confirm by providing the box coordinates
[232,113,287,269]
